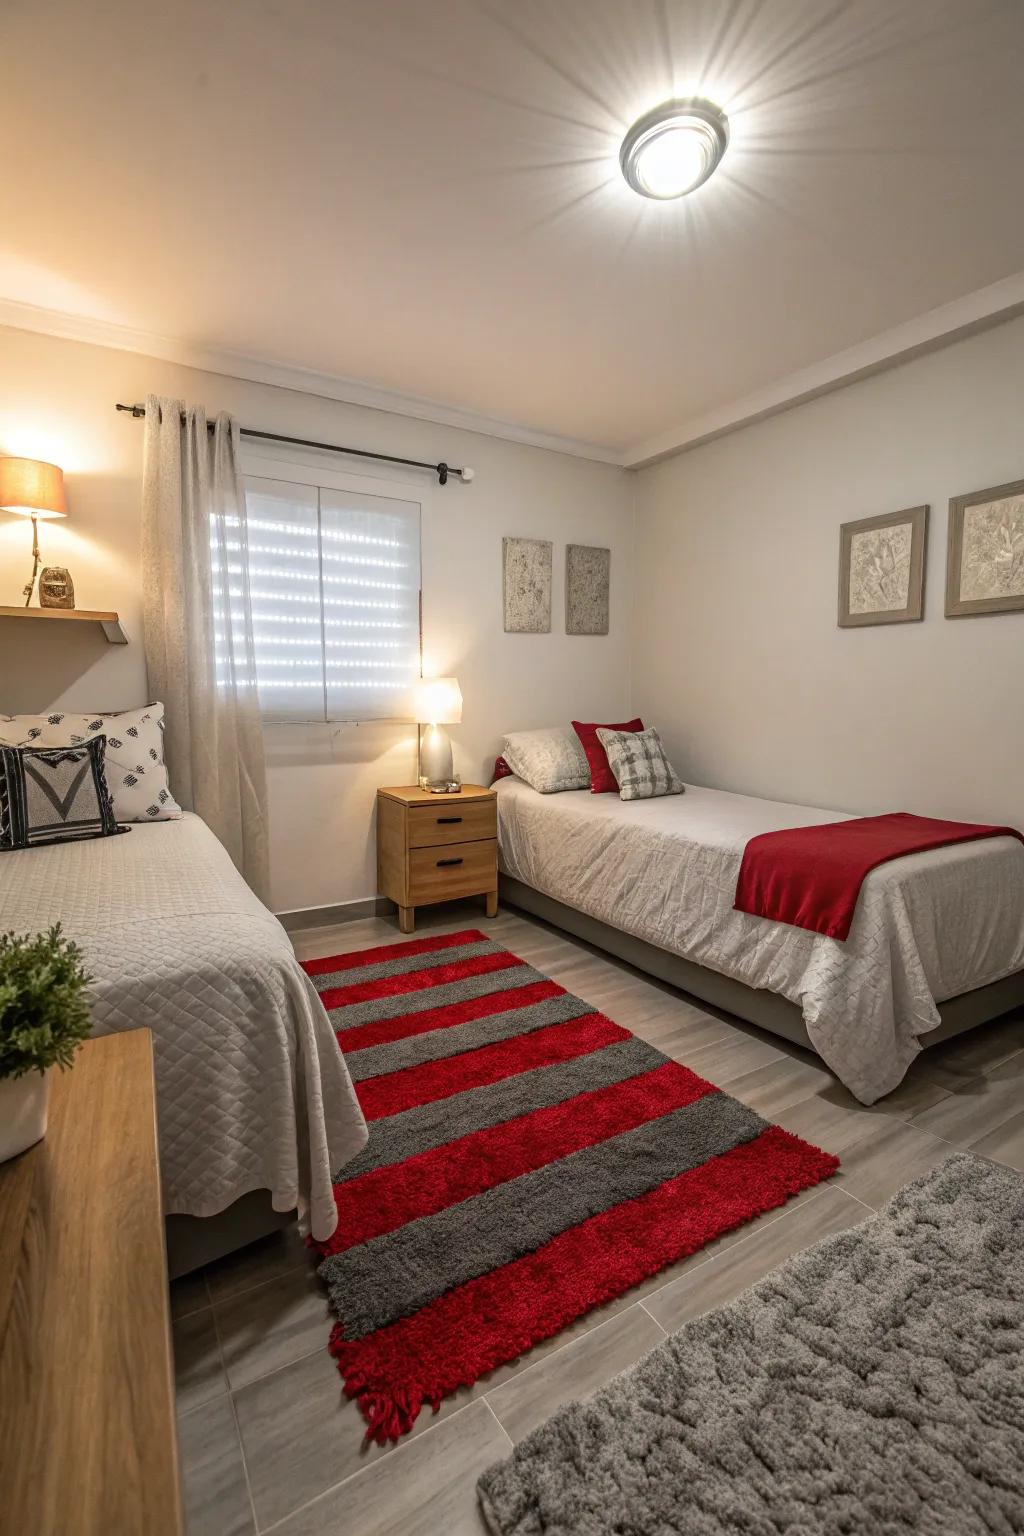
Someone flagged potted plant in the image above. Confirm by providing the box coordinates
[0,924,92,1161]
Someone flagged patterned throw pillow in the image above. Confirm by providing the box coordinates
[594,726,685,801]
[0,703,181,823]
[500,727,590,794]
[0,737,125,850]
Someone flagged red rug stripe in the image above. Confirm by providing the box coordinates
[356,1012,628,1121]
[319,949,523,1011]
[319,1062,717,1255]
[331,1126,840,1442]
[301,928,487,978]
[338,978,565,1055]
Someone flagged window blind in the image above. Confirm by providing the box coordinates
[213,473,421,722]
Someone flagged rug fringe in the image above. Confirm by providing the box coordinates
[330,1325,436,1444]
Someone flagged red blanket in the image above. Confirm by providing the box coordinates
[734,811,1024,941]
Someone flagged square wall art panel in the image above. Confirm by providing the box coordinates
[503,536,552,633]
[946,477,1024,617]
[565,543,610,635]
[838,506,927,627]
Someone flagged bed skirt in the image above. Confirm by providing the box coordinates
[499,874,1024,1059]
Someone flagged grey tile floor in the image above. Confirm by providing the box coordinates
[173,901,1024,1535]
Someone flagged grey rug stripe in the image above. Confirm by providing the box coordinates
[330,962,542,1030]
[322,1090,761,1339]
[477,1153,1024,1536]
[312,935,498,992]
[336,1035,666,1179]
[346,993,595,1083]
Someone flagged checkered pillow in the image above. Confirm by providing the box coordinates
[594,726,684,801]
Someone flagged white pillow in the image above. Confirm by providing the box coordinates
[501,727,590,794]
[0,703,182,822]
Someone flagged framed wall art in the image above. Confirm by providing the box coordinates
[945,477,1024,618]
[838,505,928,628]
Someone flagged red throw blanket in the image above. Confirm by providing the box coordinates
[734,811,1024,942]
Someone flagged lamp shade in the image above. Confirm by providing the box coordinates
[0,457,67,519]
[413,676,462,725]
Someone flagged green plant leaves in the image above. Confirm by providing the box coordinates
[0,923,93,1080]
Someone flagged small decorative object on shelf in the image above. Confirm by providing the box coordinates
[0,923,92,1162]
[39,566,75,609]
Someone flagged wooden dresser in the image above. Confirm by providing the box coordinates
[0,1030,183,1536]
[377,783,498,933]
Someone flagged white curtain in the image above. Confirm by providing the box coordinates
[141,395,271,902]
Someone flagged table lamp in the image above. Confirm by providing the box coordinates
[0,457,68,606]
[414,676,463,792]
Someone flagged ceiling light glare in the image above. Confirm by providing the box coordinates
[620,98,729,200]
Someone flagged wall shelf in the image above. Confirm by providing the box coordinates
[0,606,128,645]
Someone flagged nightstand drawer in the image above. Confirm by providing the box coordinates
[408,839,498,903]
[408,798,497,848]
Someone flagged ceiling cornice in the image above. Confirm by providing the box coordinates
[625,271,1024,469]
[4,275,1023,475]
[0,296,625,467]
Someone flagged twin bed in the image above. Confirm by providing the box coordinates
[496,777,1024,1104]
[0,813,367,1272]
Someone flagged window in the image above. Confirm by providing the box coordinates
[213,462,422,722]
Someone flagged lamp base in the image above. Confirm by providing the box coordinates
[418,723,460,793]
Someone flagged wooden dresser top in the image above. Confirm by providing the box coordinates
[0,1030,182,1535]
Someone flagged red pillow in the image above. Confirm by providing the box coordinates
[571,718,644,794]
[492,754,514,783]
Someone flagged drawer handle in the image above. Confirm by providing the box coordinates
[437,816,463,825]
[436,857,464,868]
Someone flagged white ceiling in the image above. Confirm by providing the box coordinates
[3,0,1024,455]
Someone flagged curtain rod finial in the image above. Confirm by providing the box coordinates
[459,467,475,483]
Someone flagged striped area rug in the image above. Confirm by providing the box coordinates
[303,928,839,1443]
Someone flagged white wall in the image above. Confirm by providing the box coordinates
[633,315,1024,831]
[0,325,634,912]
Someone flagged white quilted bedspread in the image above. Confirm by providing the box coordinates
[0,815,367,1239]
[497,780,1024,1104]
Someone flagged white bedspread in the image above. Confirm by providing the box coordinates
[0,814,367,1239]
[496,779,1024,1103]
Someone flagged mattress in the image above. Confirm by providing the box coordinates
[496,779,1024,1103]
[0,814,367,1240]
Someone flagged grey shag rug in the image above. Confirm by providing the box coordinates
[478,1154,1024,1535]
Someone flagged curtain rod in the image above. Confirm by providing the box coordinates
[114,402,474,486]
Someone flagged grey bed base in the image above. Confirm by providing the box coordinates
[166,1190,296,1280]
[499,873,1024,1057]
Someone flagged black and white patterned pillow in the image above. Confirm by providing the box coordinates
[0,703,181,823]
[0,737,127,850]
[594,726,685,801]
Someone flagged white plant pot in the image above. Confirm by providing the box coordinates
[0,1068,51,1161]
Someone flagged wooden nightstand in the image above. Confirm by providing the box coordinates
[377,783,498,934]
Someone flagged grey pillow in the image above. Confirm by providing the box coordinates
[500,727,590,794]
[595,726,684,801]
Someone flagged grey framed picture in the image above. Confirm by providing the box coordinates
[503,536,552,633]
[838,506,928,627]
[945,477,1024,618]
[565,543,610,635]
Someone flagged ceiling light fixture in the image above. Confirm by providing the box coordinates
[620,97,729,200]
